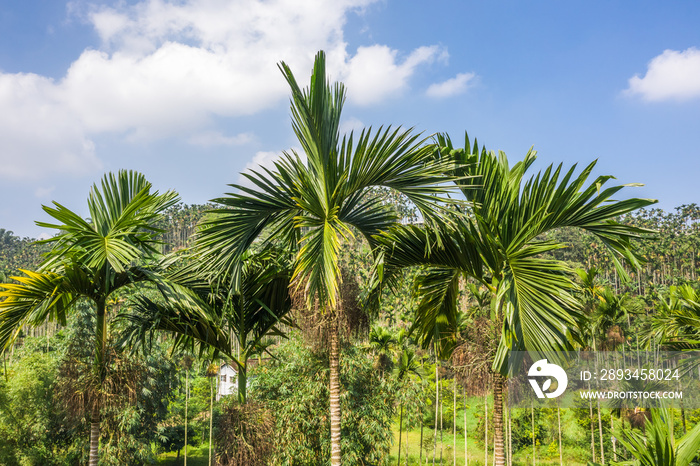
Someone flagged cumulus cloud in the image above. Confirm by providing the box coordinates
[0,72,101,180]
[339,116,364,136]
[0,0,444,180]
[342,45,446,105]
[625,47,700,102]
[237,148,305,186]
[426,72,475,98]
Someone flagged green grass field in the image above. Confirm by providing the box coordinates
[387,426,590,466]
[157,428,591,466]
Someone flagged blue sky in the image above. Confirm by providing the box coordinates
[1,0,699,238]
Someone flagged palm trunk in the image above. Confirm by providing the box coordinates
[464,388,468,466]
[89,404,100,466]
[508,406,512,466]
[611,412,617,462]
[398,404,404,466]
[184,367,189,466]
[557,404,563,466]
[597,400,605,464]
[453,376,456,466]
[493,374,505,465]
[531,404,535,466]
[237,363,248,404]
[330,313,342,466]
[588,382,596,463]
[89,300,107,466]
[433,351,439,466]
[209,378,214,466]
[484,390,488,466]
[440,398,443,464]
[419,407,424,466]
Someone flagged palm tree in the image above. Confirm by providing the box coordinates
[368,325,397,376]
[121,247,293,404]
[0,170,178,466]
[194,50,455,465]
[646,284,700,350]
[379,133,656,465]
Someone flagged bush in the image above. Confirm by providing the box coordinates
[214,400,274,465]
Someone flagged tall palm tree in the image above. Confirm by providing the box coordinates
[0,170,178,466]
[195,50,456,465]
[379,133,656,465]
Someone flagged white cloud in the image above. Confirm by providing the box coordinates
[187,131,253,147]
[342,45,446,105]
[237,149,305,186]
[426,72,475,98]
[34,186,56,198]
[0,72,101,180]
[625,47,700,102]
[339,117,364,136]
[0,0,444,180]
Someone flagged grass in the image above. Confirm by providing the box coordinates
[157,445,209,465]
[387,426,590,465]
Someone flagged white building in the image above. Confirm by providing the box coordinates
[216,363,238,401]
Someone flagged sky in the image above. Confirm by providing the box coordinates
[1,0,699,239]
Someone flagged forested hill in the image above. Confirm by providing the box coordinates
[2,202,700,295]
[0,203,213,281]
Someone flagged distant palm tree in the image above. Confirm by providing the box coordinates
[0,170,178,466]
[647,284,700,350]
[394,348,423,466]
[194,50,455,465]
[368,325,397,375]
[121,247,293,404]
[380,133,655,465]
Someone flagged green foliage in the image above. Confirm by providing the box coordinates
[0,228,50,283]
[0,339,75,466]
[251,336,396,465]
[213,400,274,465]
[615,407,700,466]
[155,425,196,456]
[0,299,181,465]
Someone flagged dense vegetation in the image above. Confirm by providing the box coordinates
[2,51,700,466]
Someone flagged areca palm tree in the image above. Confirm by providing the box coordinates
[0,170,178,466]
[380,133,656,465]
[195,50,456,465]
[646,284,700,350]
[121,246,293,404]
